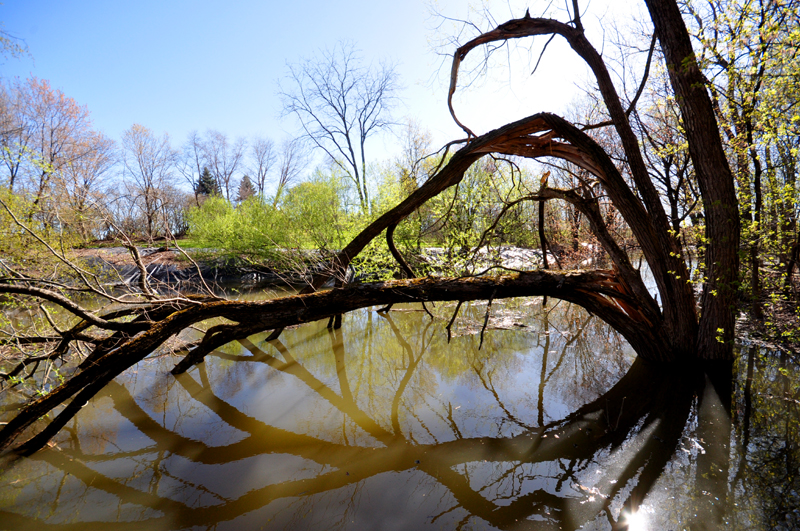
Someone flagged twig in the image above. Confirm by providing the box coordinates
[446,301,463,342]
[479,289,497,350]
[421,302,435,321]
[162,223,222,300]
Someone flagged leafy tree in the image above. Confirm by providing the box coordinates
[0,184,78,267]
[187,194,287,254]
[686,0,800,320]
[0,78,96,202]
[0,77,119,241]
[281,171,350,250]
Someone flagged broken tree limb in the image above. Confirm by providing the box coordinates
[479,289,497,349]
[446,300,463,342]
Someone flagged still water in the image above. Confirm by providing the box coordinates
[0,297,798,530]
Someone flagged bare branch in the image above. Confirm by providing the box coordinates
[0,284,143,332]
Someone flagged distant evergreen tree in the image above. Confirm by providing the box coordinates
[196,167,220,196]
[237,174,256,202]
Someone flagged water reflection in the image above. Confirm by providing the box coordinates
[0,299,798,530]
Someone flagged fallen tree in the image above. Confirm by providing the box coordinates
[1,0,738,456]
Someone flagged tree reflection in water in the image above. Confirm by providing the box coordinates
[0,299,797,530]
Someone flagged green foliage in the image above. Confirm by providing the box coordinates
[188,171,363,258]
[0,186,33,257]
[186,142,619,279]
[186,195,288,256]
[0,186,81,272]
[418,159,544,272]
[280,171,352,250]
[688,0,800,331]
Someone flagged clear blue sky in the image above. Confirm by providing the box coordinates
[2,0,635,165]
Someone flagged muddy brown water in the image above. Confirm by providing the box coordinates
[0,296,798,530]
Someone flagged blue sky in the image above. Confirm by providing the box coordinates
[2,0,636,166]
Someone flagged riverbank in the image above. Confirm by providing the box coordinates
[70,246,308,290]
[68,245,560,291]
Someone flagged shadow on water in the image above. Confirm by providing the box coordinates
[0,300,798,530]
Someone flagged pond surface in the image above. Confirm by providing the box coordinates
[0,297,798,530]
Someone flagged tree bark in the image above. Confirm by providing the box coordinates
[644,0,740,360]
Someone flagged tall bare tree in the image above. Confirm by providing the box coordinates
[279,41,399,213]
[178,130,247,204]
[273,137,308,207]
[0,79,33,189]
[248,135,276,198]
[120,124,177,241]
[53,131,117,241]
[203,130,246,202]
[178,130,208,206]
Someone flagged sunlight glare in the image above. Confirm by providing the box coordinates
[622,510,648,531]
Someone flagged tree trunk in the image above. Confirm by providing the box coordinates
[644,0,740,360]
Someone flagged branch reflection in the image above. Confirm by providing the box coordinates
[0,300,797,530]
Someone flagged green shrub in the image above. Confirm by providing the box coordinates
[281,173,353,250]
[186,195,288,255]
